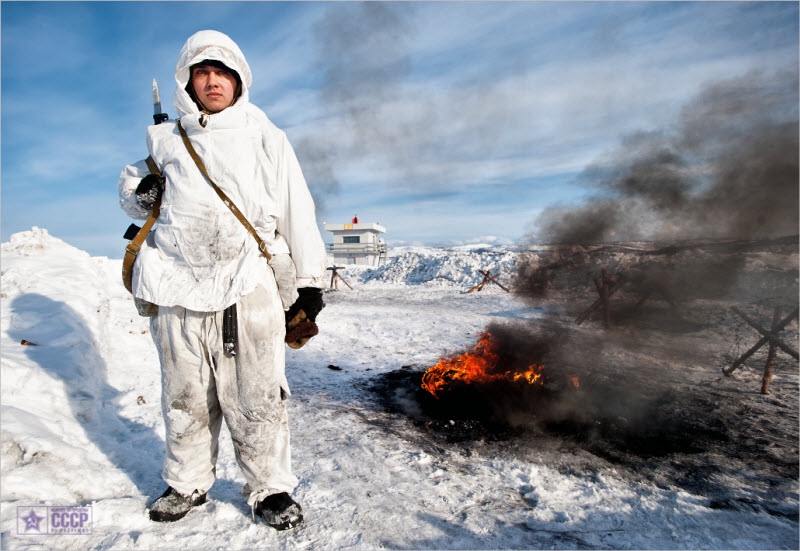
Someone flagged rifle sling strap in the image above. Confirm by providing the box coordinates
[177,120,271,260]
[122,156,162,294]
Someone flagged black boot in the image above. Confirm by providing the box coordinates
[256,492,303,530]
[149,487,207,522]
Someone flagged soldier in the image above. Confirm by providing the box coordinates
[117,29,327,530]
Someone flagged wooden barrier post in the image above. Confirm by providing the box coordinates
[576,268,622,327]
[724,306,799,394]
[326,266,353,290]
[467,269,510,293]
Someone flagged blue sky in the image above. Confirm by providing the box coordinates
[2,1,798,257]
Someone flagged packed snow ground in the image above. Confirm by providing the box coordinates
[1,228,797,550]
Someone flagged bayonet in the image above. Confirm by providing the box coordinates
[152,78,169,125]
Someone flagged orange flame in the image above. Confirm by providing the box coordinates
[421,332,545,398]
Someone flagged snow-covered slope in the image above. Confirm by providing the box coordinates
[1,228,797,550]
[359,245,519,288]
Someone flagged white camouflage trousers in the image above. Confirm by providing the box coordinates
[149,282,298,507]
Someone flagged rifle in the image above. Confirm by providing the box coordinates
[121,79,168,293]
[122,79,168,241]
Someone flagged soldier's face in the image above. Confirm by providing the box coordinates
[191,64,239,113]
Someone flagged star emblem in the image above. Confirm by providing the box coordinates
[21,509,45,532]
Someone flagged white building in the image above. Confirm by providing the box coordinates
[324,215,387,267]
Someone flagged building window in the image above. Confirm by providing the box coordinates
[343,236,360,244]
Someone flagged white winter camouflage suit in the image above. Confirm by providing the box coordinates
[117,30,327,507]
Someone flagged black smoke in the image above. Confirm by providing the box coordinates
[292,2,415,205]
[517,70,799,304]
[532,70,799,245]
[482,71,800,440]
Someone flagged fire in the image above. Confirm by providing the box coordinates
[421,332,545,398]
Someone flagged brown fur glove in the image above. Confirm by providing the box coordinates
[285,288,324,349]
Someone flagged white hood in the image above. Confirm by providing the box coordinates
[173,30,253,117]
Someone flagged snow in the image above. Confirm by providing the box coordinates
[2,227,798,550]
[359,245,519,288]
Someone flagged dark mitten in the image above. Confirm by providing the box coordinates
[135,174,165,211]
[285,288,325,349]
[287,288,324,323]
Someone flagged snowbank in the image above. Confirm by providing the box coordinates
[358,245,519,288]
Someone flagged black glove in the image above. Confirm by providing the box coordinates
[135,174,165,211]
[285,288,325,349]
[286,288,325,323]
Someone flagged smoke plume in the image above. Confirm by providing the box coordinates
[482,71,800,438]
[538,72,800,244]
[289,3,416,209]
[292,137,340,212]
[303,3,540,196]
[532,70,799,245]
[517,70,799,304]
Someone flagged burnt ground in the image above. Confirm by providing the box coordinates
[365,238,799,522]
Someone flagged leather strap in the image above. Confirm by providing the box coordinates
[144,156,160,176]
[177,120,272,259]
[122,156,162,293]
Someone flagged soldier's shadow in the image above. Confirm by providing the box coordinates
[9,293,166,500]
